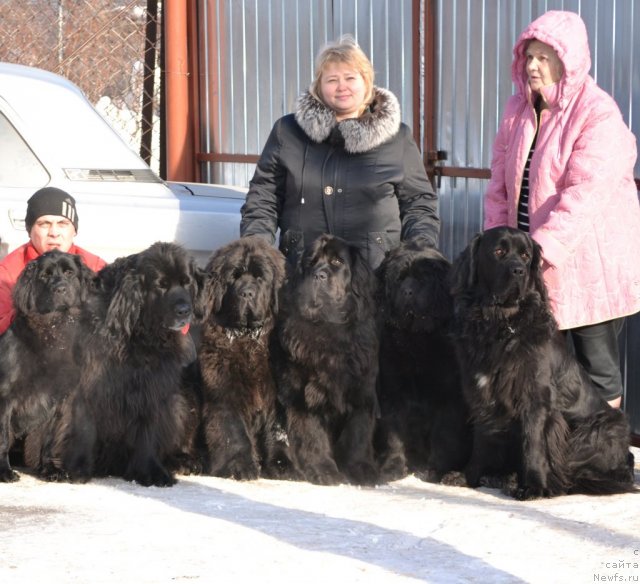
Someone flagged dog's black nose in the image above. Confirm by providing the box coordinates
[239,286,255,300]
[402,286,414,298]
[314,271,328,282]
[511,265,526,277]
[53,281,67,295]
[174,301,192,318]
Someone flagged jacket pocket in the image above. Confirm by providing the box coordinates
[279,229,304,267]
[367,231,393,270]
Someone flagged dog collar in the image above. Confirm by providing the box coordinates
[225,327,263,342]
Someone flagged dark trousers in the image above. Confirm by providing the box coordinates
[566,317,625,402]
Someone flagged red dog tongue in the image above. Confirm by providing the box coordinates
[181,324,190,335]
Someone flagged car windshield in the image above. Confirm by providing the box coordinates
[3,73,150,171]
[0,112,49,188]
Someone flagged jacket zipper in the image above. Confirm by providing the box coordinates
[321,146,337,234]
[297,143,309,233]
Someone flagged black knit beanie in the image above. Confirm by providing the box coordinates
[25,187,79,233]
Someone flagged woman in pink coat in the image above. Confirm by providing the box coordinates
[484,10,640,408]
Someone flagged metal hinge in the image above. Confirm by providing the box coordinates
[426,150,449,188]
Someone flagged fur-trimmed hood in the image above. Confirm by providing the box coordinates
[294,87,401,154]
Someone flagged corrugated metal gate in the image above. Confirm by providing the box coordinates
[195,0,640,434]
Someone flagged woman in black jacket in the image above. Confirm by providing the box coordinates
[240,35,440,269]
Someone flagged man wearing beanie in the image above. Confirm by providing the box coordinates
[0,186,106,335]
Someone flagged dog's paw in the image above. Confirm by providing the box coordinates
[438,470,468,487]
[377,454,408,483]
[0,465,20,482]
[39,463,73,483]
[479,475,501,489]
[509,476,550,500]
[463,473,481,488]
[227,462,260,481]
[207,450,260,481]
[60,449,95,483]
[262,455,302,481]
[345,461,379,486]
[168,452,204,476]
[209,455,259,481]
[42,471,71,483]
[511,485,546,500]
[127,461,177,487]
[304,461,345,486]
[415,468,443,484]
[478,473,517,490]
[131,471,177,487]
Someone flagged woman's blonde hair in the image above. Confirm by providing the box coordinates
[309,35,375,108]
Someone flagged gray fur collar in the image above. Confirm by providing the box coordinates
[294,86,401,153]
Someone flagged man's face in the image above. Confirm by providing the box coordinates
[29,215,76,254]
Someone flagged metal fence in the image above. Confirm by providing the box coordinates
[0,0,162,173]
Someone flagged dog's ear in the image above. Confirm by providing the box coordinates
[292,240,316,287]
[373,252,389,309]
[12,260,39,314]
[530,239,550,303]
[449,232,482,296]
[190,263,211,323]
[103,268,143,343]
[205,255,228,316]
[96,254,135,296]
[268,248,287,316]
[424,257,454,320]
[73,255,99,303]
[348,245,375,319]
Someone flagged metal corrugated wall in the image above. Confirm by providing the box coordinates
[197,0,415,186]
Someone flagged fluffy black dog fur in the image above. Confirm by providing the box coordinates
[449,226,635,499]
[0,250,97,482]
[197,236,295,480]
[273,234,380,486]
[41,242,206,487]
[375,240,471,482]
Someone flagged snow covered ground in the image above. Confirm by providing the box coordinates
[1,450,639,584]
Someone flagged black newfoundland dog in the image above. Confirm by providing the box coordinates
[197,236,294,480]
[375,240,471,482]
[42,242,206,487]
[0,250,97,482]
[273,234,379,486]
[449,226,635,499]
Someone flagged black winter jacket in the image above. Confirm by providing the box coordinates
[240,87,440,269]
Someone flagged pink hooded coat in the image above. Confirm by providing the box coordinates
[484,10,640,329]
